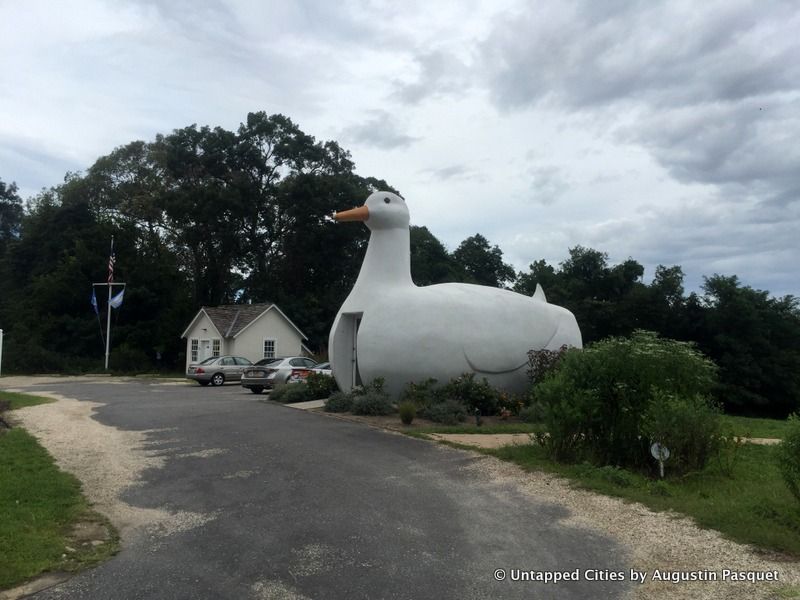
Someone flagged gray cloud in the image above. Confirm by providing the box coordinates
[340,111,419,150]
[481,1,800,111]
[393,50,469,105]
[477,0,800,296]
[422,164,485,182]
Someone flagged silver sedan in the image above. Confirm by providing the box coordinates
[186,356,253,386]
[241,356,318,394]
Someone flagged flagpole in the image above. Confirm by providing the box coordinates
[105,283,112,370]
[104,237,114,371]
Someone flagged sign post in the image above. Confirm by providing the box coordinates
[0,328,3,377]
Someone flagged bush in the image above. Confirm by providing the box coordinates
[640,389,722,475]
[440,373,499,415]
[324,391,352,413]
[400,378,440,411]
[270,384,313,404]
[424,399,468,425]
[306,372,338,399]
[531,330,717,469]
[398,401,416,425]
[519,404,543,424]
[527,344,569,384]
[777,414,800,504]
[351,391,395,416]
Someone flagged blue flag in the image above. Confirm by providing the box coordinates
[91,289,99,315]
[109,288,124,309]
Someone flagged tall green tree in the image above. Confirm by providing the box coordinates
[409,226,467,286]
[0,179,23,252]
[452,233,516,288]
[699,275,800,416]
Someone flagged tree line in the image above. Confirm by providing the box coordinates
[0,113,797,417]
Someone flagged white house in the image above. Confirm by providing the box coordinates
[181,303,311,371]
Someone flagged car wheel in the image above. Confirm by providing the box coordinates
[250,386,263,394]
[211,373,225,387]
[199,381,210,387]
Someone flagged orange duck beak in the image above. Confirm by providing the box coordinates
[334,205,369,222]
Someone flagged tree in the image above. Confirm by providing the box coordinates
[452,233,516,288]
[409,226,467,286]
[699,275,800,416]
[0,179,23,251]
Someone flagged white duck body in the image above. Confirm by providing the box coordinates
[329,192,582,398]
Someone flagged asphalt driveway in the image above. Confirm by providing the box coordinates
[12,379,629,599]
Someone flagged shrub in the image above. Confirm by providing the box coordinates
[526,344,569,384]
[424,399,467,425]
[519,404,543,424]
[777,414,800,504]
[398,401,416,425]
[531,330,717,469]
[640,389,722,475]
[440,373,499,415]
[306,372,338,399]
[324,391,353,413]
[270,384,313,404]
[351,391,394,416]
[400,378,440,411]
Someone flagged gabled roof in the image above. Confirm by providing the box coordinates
[181,303,307,341]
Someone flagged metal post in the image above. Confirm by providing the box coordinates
[0,328,3,377]
[104,284,112,370]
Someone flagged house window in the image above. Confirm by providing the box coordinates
[212,339,221,357]
[263,339,276,359]
[191,339,199,362]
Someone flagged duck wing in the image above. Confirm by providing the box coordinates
[419,283,560,375]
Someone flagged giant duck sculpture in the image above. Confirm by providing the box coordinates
[329,191,582,398]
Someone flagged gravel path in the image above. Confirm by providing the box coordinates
[8,389,217,541]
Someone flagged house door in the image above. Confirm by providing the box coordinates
[200,339,211,361]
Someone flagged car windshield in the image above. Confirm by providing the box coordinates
[197,357,217,365]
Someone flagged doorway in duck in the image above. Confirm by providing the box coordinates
[333,312,363,390]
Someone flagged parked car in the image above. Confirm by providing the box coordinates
[241,356,318,394]
[311,362,332,376]
[187,356,253,386]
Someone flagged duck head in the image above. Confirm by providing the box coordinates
[334,191,409,231]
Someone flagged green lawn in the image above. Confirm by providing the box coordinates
[0,394,118,590]
[721,414,791,439]
[0,390,55,410]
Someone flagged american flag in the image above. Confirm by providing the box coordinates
[107,239,115,284]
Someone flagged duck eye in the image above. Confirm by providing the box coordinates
[384,197,391,204]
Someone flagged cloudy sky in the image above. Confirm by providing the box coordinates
[2,0,798,297]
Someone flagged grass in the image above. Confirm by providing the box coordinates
[0,390,56,410]
[721,414,791,439]
[411,422,545,435]
[412,414,789,439]
[0,394,118,590]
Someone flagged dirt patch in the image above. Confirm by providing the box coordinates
[428,433,532,449]
[9,390,217,542]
